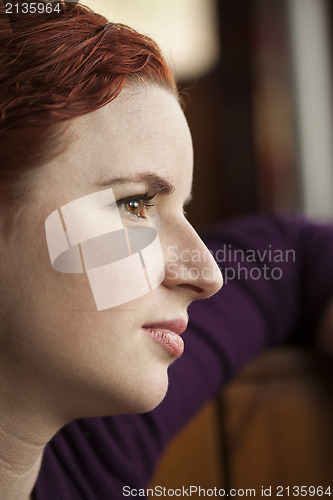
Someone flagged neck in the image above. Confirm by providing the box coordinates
[0,385,63,500]
[0,338,72,500]
[0,418,44,500]
[0,450,42,500]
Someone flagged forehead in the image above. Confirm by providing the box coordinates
[36,84,194,210]
[66,84,193,188]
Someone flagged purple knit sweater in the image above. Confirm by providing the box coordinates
[33,215,333,499]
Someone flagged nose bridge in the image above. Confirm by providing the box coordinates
[164,220,223,296]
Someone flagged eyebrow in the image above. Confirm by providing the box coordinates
[96,173,175,196]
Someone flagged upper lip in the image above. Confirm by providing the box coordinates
[142,318,188,335]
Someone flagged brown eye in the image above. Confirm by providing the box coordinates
[117,192,156,220]
[125,200,141,216]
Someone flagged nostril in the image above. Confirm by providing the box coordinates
[177,283,204,295]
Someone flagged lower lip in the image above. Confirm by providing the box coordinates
[142,328,184,357]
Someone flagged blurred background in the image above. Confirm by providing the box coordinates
[85,0,333,231]
[83,0,333,491]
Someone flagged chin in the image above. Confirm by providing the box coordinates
[118,372,170,415]
[70,368,170,419]
[129,389,168,414]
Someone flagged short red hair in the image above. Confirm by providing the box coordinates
[0,2,177,207]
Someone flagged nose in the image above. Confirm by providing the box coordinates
[162,219,223,300]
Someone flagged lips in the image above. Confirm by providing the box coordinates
[142,318,188,357]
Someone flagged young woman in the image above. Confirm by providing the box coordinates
[1,3,333,499]
[0,3,223,499]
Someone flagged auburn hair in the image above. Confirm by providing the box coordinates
[0,2,177,209]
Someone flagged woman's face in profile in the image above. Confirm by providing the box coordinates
[0,85,222,421]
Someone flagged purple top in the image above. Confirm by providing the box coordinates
[34,215,333,499]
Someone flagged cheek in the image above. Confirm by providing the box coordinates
[32,235,98,314]
[1,228,96,347]
[44,188,165,313]
[1,226,172,417]
[0,203,174,415]
[8,291,170,416]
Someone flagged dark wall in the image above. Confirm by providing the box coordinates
[182,0,258,232]
[183,0,299,231]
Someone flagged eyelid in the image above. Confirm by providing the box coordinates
[116,189,157,203]
[116,191,156,206]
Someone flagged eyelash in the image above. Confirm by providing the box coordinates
[116,191,157,220]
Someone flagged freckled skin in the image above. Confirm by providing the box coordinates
[0,85,222,425]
